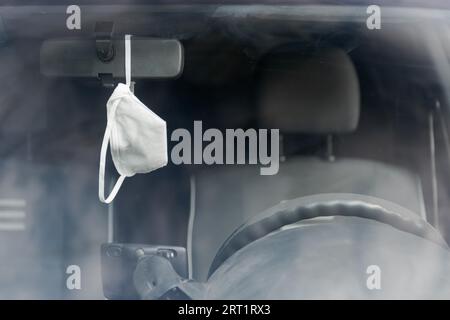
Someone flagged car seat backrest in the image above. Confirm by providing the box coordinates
[258,46,360,134]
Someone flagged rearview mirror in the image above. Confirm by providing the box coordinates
[40,38,184,79]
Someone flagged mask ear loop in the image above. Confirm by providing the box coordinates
[98,100,127,204]
[98,34,132,203]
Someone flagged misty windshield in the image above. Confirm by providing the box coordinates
[1,3,450,299]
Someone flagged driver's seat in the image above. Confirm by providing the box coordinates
[190,47,428,281]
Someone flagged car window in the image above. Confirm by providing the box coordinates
[1,1,450,299]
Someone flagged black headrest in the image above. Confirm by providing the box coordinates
[258,47,360,134]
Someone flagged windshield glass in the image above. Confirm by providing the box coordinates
[2,2,450,299]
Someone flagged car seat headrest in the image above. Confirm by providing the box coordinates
[258,47,360,134]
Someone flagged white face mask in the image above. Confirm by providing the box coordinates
[98,35,168,204]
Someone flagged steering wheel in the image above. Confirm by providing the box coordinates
[208,193,447,278]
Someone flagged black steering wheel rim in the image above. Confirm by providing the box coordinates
[208,193,447,278]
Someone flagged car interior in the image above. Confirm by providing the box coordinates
[1,4,450,298]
